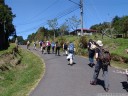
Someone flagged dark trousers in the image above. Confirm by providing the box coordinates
[55,47,60,55]
[92,60,109,89]
[88,50,95,64]
[47,46,51,54]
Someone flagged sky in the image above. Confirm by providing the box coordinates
[5,0,128,39]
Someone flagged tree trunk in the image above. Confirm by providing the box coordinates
[5,32,9,49]
[0,23,6,50]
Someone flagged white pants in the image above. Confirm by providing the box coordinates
[67,53,74,64]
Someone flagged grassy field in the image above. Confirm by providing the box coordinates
[0,44,45,96]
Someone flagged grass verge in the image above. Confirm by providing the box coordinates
[0,47,45,96]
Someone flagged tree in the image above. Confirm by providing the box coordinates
[59,22,69,36]
[66,15,80,34]
[47,18,58,40]
[111,16,121,35]
[120,16,128,38]
[0,1,15,50]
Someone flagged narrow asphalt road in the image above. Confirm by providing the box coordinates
[21,45,128,96]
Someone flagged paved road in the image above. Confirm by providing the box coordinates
[21,46,128,96]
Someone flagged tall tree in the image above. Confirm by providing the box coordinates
[59,22,69,36]
[0,1,15,50]
[47,18,58,40]
[66,15,80,34]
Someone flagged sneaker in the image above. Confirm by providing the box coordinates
[90,81,97,85]
[91,63,95,67]
[88,63,93,68]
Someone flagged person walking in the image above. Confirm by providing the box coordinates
[42,41,46,54]
[46,41,51,54]
[90,40,109,92]
[51,41,55,54]
[55,41,60,56]
[87,39,96,68]
[33,41,37,50]
[27,40,30,49]
[67,41,75,65]
[63,42,68,56]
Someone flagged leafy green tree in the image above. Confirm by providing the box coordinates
[0,1,15,50]
[120,16,128,38]
[111,16,121,34]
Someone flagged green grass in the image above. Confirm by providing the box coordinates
[0,47,45,96]
[0,43,15,56]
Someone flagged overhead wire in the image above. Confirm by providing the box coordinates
[17,5,79,35]
[16,0,59,26]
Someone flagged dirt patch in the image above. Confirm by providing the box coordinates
[0,53,21,71]
[112,54,128,63]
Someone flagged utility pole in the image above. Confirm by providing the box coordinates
[80,0,83,36]
[68,0,84,36]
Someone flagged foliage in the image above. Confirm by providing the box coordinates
[79,35,88,48]
[66,15,81,31]
[0,1,15,50]
[59,22,69,36]
[91,15,128,38]
[55,36,66,47]
[47,18,58,40]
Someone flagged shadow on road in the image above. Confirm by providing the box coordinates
[121,81,128,92]
[97,79,105,89]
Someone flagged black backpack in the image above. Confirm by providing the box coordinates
[98,48,111,66]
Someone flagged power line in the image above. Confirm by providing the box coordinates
[17,5,79,35]
[16,0,59,26]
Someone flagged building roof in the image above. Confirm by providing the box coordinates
[76,28,97,32]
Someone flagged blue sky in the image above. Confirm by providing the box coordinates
[5,0,128,39]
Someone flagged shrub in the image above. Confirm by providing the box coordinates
[79,36,88,48]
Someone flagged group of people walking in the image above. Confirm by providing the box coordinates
[26,40,75,65]
[87,39,111,92]
[26,39,110,92]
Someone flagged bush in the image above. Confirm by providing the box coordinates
[79,36,88,48]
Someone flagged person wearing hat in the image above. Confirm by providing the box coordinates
[90,40,109,92]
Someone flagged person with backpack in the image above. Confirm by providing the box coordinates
[42,41,46,54]
[87,39,96,68]
[46,41,51,54]
[67,41,75,65]
[90,40,111,92]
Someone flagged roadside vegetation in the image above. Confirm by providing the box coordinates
[54,35,128,69]
[0,44,45,96]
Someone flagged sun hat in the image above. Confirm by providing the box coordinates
[96,40,103,46]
